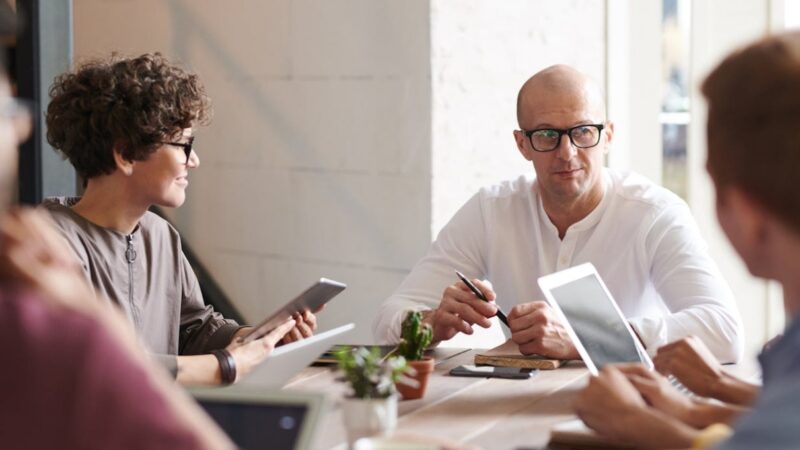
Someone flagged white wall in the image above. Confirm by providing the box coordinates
[70,0,781,355]
[430,0,605,236]
[73,0,432,343]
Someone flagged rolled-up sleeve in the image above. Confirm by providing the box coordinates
[177,253,245,355]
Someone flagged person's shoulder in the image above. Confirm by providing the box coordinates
[40,196,82,230]
[139,210,178,233]
[138,210,183,246]
[609,169,686,214]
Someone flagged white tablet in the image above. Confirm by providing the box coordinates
[191,386,327,450]
[537,263,652,375]
[238,323,355,388]
[241,278,347,344]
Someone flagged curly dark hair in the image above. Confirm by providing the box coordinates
[46,53,211,180]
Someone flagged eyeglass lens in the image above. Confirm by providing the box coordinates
[530,126,600,151]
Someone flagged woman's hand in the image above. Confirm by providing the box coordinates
[227,319,296,381]
[615,363,696,426]
[575,365,699,449]
[280,310,318,344]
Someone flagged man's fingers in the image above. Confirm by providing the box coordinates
[437,310,473,335]
[615,363,652,377]
[507,301,549,321]
[295,320,314,338]
[446,285,497,318]
[510,323,547,345]
[471,278,496,301]
[443,295,492,328]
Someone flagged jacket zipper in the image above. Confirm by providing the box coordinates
[125,234,141,329]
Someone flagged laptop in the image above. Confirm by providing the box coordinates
[191,386,326,450]
[238,323,355,388]
[537,262,652,375]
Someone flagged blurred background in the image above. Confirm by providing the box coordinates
[15,0,800,359]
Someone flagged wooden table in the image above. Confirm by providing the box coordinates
[285,349,760,450]
[286,348,591,450]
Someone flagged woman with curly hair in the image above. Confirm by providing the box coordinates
[42,53,317,386]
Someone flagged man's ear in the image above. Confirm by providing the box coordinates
[513,129,534,161]
[602,121,615,155]
[723,186,769,247]
[112,141,134,176]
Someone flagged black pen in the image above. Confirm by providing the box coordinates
[454,270,510,328]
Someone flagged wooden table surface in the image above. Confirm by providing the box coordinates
[285,348,589,450]
[285,348,759,450]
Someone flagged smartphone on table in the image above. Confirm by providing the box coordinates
[449,365,537,380]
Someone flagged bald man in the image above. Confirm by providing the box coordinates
[373,65,743,363]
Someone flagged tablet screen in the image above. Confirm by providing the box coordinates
[199,400,307,450]
[549,274,643,369]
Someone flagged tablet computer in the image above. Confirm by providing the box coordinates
[240,278,347,344]
[537,263,652,375]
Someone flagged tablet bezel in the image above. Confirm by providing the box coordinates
[537,262,653,375]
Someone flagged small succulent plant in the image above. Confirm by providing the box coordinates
[397,311,433,361]
[335,346,407,399]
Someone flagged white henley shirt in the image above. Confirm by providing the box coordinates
[373,169,743,362]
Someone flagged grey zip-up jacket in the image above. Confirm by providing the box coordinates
[43,198,244,376]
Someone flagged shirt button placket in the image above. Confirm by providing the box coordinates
[557,233,576,270]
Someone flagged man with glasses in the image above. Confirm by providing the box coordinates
[374,65,743,363]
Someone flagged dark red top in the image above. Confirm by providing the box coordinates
[0,284,206,449]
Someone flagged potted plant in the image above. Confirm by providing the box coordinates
[335,346,407,447]
[395,311,435,400]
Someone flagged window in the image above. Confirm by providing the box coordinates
[660,0,691,199]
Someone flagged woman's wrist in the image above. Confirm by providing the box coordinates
[212,349,237,385]
[176,354,223,386]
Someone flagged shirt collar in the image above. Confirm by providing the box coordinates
[536,169,612,235]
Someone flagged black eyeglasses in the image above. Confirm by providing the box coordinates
[160,136,195,164]
[522,124,605,152]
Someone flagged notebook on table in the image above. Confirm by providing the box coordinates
[474,339,563,370]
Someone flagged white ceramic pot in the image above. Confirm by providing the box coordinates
[341,395,398,449]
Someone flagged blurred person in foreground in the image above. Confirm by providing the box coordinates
[0,20,233,450]
[575,31,800,449]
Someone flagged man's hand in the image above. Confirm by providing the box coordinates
[227,319,296,382]
[575,365,699,448]
[653,336,722,398]
[616,363,695,426]
[507,301,579,359]
[280,310,317,344]
[575,366,649,437]
[423,278,498,343]
[655,336,759,406]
